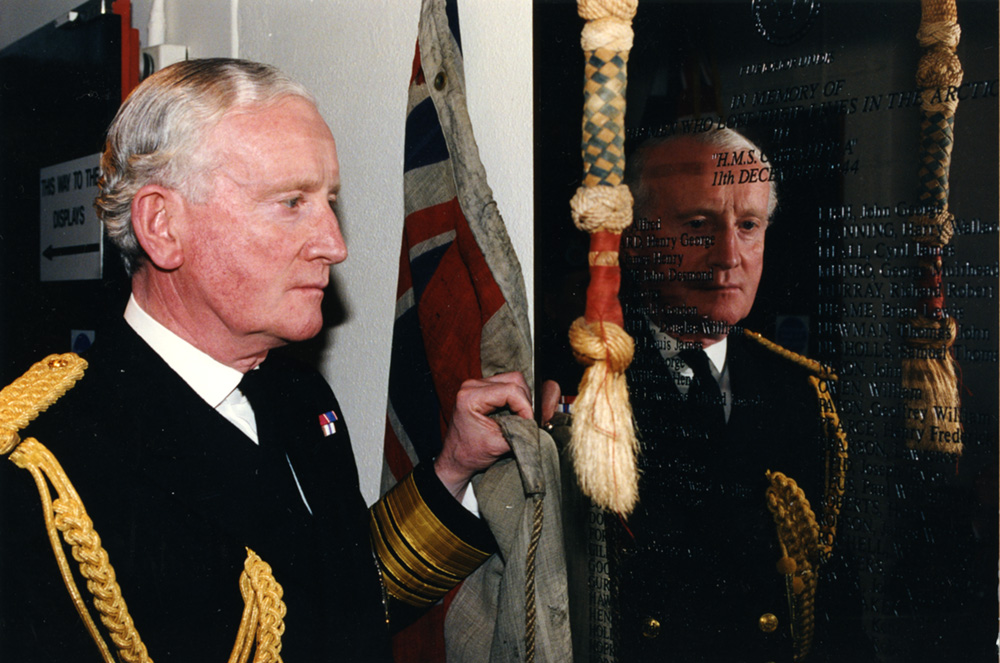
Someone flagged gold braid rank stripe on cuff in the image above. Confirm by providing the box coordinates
[369,472,491,607]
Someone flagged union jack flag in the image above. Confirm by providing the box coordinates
[381,0,532,659]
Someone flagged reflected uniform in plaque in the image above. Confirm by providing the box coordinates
[605,129,862,662]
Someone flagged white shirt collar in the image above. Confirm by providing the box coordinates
[124,294,244,408]
[703,337,728,375]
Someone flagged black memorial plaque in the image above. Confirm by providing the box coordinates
[535,1,997,661]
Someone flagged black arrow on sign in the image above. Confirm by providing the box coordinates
[42,243,100,260]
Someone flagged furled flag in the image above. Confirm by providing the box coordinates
[380,1,570,661]
[381,2,532,497]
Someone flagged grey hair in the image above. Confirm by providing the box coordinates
[95,58,317,275]
[627,127,779,221]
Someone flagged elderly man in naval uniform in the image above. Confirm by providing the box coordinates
[0,58,530,663]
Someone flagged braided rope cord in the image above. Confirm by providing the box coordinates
[524,495,544,663]
[230,550,286,663]
[744,331,835,379]
[903,0,963,454]
[809,376,849,563]
[744,333,848,556]
[2,354,287,662]
[567,0,640,518]
[0,354,124,662]
[0,354,87,455]
[11,437,153,663]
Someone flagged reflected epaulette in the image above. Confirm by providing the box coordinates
[743,329,837,380]
[746,331,848,661]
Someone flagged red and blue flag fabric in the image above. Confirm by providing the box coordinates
[381,0,531,496]
[381,0,534,660]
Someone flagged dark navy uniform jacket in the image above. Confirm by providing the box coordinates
[0,320,492,663]
[562,327,870,663]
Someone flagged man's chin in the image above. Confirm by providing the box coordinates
[277,317,326,344]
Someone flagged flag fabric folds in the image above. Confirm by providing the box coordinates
[382,0,531,492]
[381,1,570,661]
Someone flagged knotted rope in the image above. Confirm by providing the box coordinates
[2,354,286,662]
[903,0,963,455]
[567,0,640,517]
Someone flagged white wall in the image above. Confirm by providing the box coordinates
[1,0,534,506]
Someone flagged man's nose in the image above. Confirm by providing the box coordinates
[707,225,740,270]
[305,204,348,265]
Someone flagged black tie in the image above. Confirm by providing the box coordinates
[238,364,311,514]
[238,366,277,445]
[678,348,726,428]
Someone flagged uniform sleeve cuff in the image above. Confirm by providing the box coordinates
[369,463,496,607]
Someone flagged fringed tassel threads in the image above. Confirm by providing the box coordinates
[568,318,638,516]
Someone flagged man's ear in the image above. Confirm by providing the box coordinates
[131,185,185,270]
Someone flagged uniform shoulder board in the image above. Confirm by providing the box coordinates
[742,329,837,380]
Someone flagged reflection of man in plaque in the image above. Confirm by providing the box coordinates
[603,127,858,662]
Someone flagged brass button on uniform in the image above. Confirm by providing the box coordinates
[758,612,779,633]
[641,616,661,639]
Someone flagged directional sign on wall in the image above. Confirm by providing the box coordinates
[38,153,103,281]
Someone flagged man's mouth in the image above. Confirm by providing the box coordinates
[294,282,328,292]
[692,283,741,291]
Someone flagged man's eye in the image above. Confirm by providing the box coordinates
[282,196,302,209]
[686,219,706,230]
[740,220,760,231]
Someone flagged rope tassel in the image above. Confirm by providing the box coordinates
[569,318,637,515]
[903,0,963,455]
[568,0,640,516]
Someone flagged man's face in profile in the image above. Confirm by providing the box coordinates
[173,96,348,352]
[628,138,770,335]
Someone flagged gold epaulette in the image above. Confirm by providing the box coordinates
[751,330,849,662]
[743,330,837,380]
[0,354,87,454]
[2,354,286,663]
[370,472,492,608]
